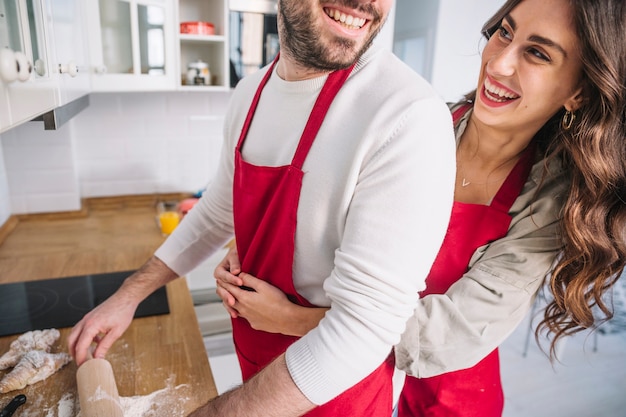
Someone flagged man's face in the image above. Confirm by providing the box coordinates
[278,0,393,71]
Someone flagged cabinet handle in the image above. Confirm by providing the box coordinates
[59,61,79,77]
[14,52,32,82]
[34,59,47,77]
[94,65,107,75]
[0,49,18,83]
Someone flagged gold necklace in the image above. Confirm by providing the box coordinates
[459,169,509,187]
[457,119,526,189]
[457,149,522,188]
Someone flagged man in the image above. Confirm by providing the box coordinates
[68,0,455,415]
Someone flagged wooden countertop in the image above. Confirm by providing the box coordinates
[0,278,218,416]
[0,198,219,416]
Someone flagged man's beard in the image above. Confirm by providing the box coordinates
[278,1,384,71]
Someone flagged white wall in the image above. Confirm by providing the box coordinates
[0,91,230,215]
[374,1,396,50]
[72,92,229,198]
[430,0,503,102]
[393,0,440,81]
[1,121,80,214]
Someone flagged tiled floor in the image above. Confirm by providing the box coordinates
[203,296,626,416]
[501,313,626,417]
[203,332,241,394]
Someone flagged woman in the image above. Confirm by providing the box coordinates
[215,0,626,415]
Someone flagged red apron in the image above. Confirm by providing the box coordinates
[397,105,536,417]
[231,58,395,416]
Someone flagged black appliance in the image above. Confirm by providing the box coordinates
[0,271,169,338]
[229,0,279,87]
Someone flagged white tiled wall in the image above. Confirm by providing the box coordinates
[72,92,230,198]
[0,91,232,216]
[1,121,81,214]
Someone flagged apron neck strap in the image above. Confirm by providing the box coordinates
[236,53,356,169]
[490,143,536,212]
[236,54,280,152]
[292,64,355,168]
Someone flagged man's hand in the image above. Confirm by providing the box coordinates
[67,290,138,366]
[68,256,178,366]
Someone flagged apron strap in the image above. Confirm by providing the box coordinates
[235,56,355,169]
[236,55,280,151]
[490,143,536,212]
[292,64,355,168]
[451,103,472,128]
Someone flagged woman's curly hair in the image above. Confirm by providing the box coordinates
[479,0,626,358]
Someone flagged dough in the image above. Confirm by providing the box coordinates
[0,328,60,370]
[0,350,71,393]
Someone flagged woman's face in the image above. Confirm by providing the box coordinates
[473,0,584,137]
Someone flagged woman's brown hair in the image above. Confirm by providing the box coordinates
[476,0,626,358]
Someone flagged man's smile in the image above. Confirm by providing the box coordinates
[324,7,368,30]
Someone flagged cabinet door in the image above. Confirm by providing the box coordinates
[0,83,10,134]
[0,0,56,134]
[86,0,177,91]
[0,0,20,132]
[44,0,91,105]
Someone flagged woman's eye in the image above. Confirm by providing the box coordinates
[498,25,512,41]
[528,48,550,62]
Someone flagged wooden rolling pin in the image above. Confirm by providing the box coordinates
[76,357,123,417]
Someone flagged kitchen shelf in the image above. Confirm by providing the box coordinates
[177,0,229,89]
[179,34,226,43]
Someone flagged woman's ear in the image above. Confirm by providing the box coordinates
[564,87,585,112]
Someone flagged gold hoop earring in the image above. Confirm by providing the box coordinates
[562,110,576,130]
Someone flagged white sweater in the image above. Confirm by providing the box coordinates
[155,45,456,405]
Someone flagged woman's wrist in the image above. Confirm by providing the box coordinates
[283,305,328,337]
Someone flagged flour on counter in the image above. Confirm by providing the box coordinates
[74,375,190,417]
[28,374,192,416]
[47,392,75,417]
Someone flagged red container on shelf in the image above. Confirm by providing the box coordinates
[180,21,215,35]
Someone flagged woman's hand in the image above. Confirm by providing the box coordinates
[214,246,328,336]
[222,273,303,335]
[214,245,243,318]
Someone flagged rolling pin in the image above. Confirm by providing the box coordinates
[76,357,123,417]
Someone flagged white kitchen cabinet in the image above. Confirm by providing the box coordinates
[82,0,231,92]
[43,0,91,105]
[0,82,9,131]
[177,0,229,90]
[0,0,57,134]
[85,0,177,91]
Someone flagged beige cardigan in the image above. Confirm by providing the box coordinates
[395,104,568,377]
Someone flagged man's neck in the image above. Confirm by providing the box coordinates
[276,53,331,81]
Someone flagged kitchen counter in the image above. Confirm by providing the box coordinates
[0,198,219,416]
[0,278,218,416]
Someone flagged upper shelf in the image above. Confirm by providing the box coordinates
[179,34,226,43]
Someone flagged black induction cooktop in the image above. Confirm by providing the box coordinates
[0,270,170,337]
